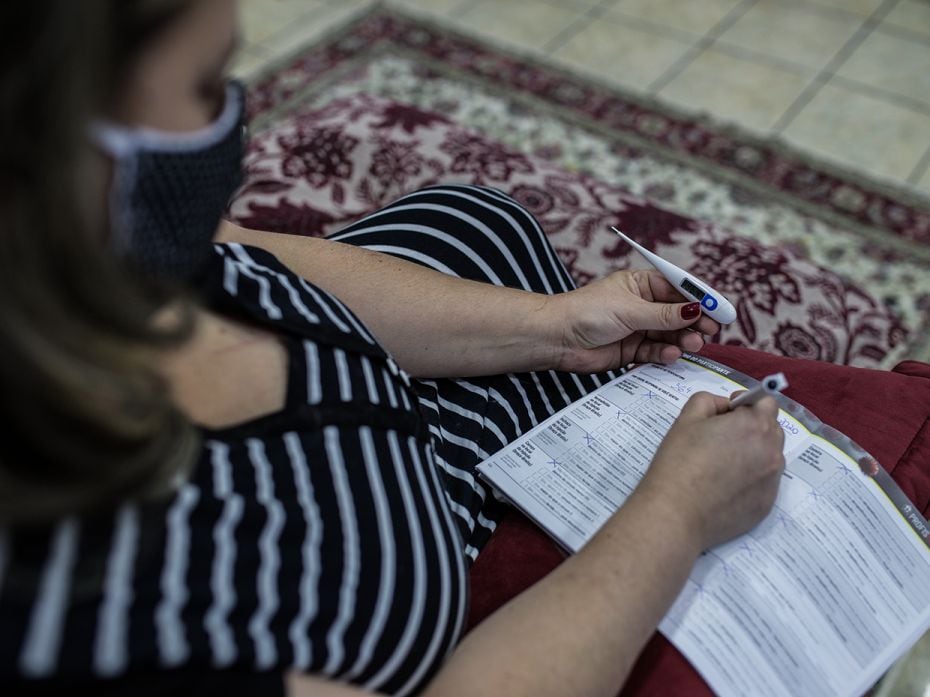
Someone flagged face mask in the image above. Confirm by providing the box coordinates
[92,80,246,282]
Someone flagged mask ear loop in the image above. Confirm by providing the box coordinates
[108,153,139,254]
[89,125,139,254]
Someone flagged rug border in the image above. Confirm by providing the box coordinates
[241,3,930,362]
[243,3,930,250]
[249,39,930,257]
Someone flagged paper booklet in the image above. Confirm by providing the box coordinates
[476,353,930,697]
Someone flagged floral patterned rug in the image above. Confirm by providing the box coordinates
[233,6,930,369]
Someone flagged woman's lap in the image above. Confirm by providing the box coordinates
[328,184,615,557]
[326,183,930,559]
[327,184,576,294]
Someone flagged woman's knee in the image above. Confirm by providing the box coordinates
[421,184,547,245]
[332,183,572,292]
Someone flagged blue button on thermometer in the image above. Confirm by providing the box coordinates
[610,227,737,325]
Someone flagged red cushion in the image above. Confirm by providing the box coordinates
[466,345,930,695]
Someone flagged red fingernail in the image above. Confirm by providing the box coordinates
[680,302,701,320]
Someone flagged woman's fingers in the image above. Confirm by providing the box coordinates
[679,331,704,352]
[644,328,705,352]
[629,339,683,365]
[634,270,723,336]
[692,315,721,335]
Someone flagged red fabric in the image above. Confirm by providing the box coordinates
[466,345,930,696]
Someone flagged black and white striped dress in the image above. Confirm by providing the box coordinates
[0,186,611,695]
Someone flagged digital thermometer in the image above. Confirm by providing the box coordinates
[610,227,737,325]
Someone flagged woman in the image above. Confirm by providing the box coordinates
[0,1,784,695]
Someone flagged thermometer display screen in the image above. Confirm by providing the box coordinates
[680,277,706,301]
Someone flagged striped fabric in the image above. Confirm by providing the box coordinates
[0,185,612,694]
[329,186,614,556]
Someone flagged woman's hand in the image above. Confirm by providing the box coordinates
[637,391,786,552]
[218,224,722,378]
[547,268,722,374]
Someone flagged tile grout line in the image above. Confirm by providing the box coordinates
[541,18,596,55]
[805,0,887,22]
[770,0,899,134]
[541,0,622,55]
[907,144,930,185]
[602,10,881,83]
[829,74,930,119]
[541,13,598,54]
[589,15,833,81]
[256,0,370,50]
[594,10,703,45]
[645,0,760,96]
[710,40,815,78]
[872,16,930,47]
[445,0,595,49]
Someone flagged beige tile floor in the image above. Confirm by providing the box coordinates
[233,0,930,201]
[233,0,930,692]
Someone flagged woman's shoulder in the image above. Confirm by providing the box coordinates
[173,242,416,431]
[198,241,384,357]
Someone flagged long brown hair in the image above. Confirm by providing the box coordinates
[0,0,199,525]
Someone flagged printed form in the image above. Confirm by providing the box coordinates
[477,354,930,697]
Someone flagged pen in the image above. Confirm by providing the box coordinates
[729,372,788,410]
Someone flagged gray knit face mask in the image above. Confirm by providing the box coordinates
[91,80,246,282]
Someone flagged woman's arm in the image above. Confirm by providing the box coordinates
[286,489,698,697]
[216,223,720,378]
[287,394,785,697]
[284,491,700,697]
